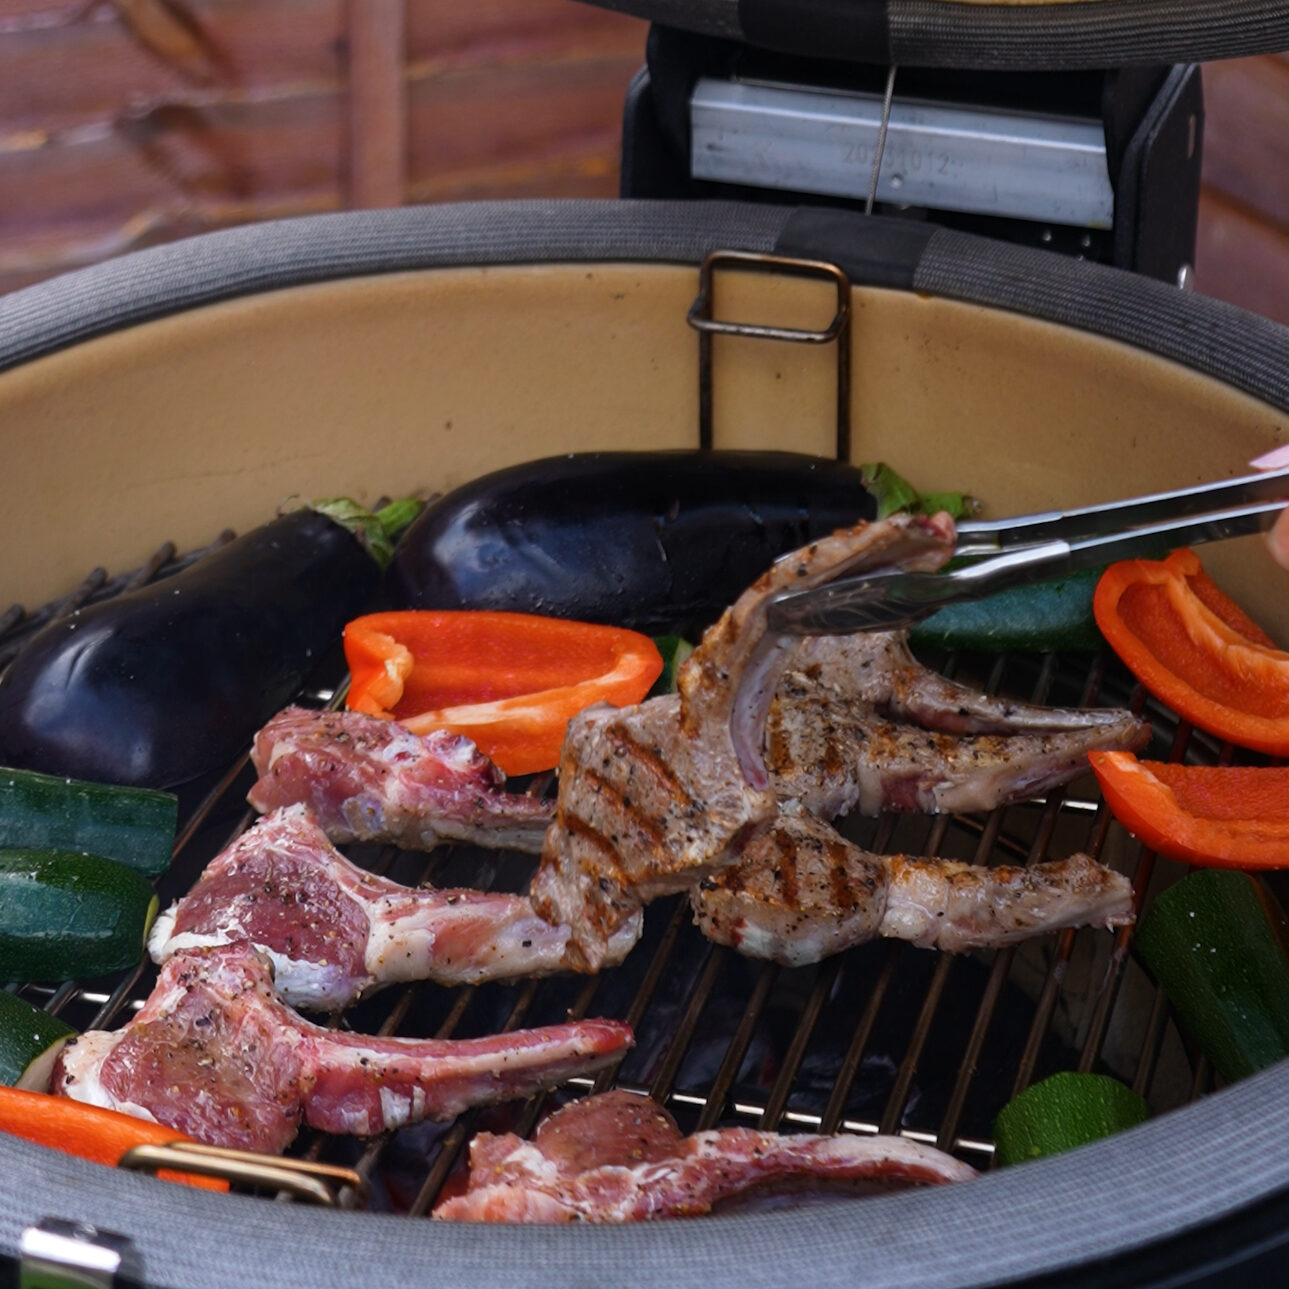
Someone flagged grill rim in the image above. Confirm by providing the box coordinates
[3,199,1289,422]
[2,199,1289,1286]
[4,1057,1289,1289]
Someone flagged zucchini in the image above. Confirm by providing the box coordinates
[0,766,177,877]
[1136,868,1289,1084]
[0,849,158,982]
[647,635,695,698]
[910,567,1105,654]
[994,1071,1148,1166]
[0,989,75,1090]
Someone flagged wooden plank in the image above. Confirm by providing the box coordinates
[1200,55,1289,237]
[404,45,640,183]
[346,0,406,208]
[0,2,346,130]
[1194,188,1289,328]
[406,0,644,62]
[0,90,345,241]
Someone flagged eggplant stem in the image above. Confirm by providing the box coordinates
[311,497,424,572]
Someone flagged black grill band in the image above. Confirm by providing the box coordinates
[739,0,892,64]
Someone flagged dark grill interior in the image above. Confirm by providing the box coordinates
[3,526,1226,1214]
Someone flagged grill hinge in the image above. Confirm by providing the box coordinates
[690,76,1116,230]
[19,1219,137,1289]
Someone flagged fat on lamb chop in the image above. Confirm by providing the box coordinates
[149,804,600,1010]
[249,706,552,854]
[52,943,633,1154]
[691,806,1134,966]
[532,512,1147,971]
[530,514,961,971]
[433,1089,975,1222]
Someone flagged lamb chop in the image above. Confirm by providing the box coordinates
[691,806,1134,966]
[149,804,595,1010]
[532,512,1147,971]
[433,1089,975,1222]
[530,514,960,971]
[52,944,633,1154]
[767,633,1149,818]
[249,706,552,854]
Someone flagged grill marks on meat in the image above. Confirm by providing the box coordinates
[692,808,1134,966]
[433,1089,975,1221]
[531,515,960,971]
[248,706,552,854]
[148,805,573,1010]
[52,944,633,1154]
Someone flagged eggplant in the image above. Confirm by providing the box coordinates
[0,499,418,790]
[387,451,892,637]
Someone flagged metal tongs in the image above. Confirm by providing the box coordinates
[765,464,1289,636]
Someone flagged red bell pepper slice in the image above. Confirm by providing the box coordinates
[1090,750,1289,870]
[0,1086,229,1191]
[1093,549,1289,756]
[343,610,663,776]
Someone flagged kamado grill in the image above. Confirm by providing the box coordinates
[3,4,1289,1287]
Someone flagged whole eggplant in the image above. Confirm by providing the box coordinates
[387,451,884,637]
[0,499,417,789]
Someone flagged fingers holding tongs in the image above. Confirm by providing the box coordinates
[765,465,1289,637]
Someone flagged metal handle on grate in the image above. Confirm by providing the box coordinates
[118,1142,368,1207]
[686,249,853,459]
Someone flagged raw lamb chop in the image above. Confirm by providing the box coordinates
[530,514,959,971]
[52,944,633,1154]
[691,806,1134,966]
[249,706,552,854]
[433,1089,975,1222]
[149,804,585,1010]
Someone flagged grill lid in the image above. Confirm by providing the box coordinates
[575,0,1289,70]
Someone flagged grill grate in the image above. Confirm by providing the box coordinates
[2,532,1219,1210]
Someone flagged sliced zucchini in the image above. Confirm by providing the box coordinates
[994,1071,1148,1166]
[1136,868,1289,1084]
[0,989,76,1090]
[648,635,696,698]
[910,567,1105,654]
[0,849,158,982]
[0,766,177,876]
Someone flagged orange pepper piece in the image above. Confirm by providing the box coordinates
[1093,549,1289,755]
[344,610,663,776]
[0,1086,229,1191]
[1090,751,1289,870]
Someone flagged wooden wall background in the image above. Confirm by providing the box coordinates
[0,2,1285,326]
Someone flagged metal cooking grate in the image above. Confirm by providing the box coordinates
[2,524,1223,1214]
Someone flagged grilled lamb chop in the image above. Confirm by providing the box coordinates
[530,514,960,971]
[768,635,1149,818]
[149,804,581,1010]
[532,512,1146,971]
[249,706,552,854]
[52,944,633,1154]
[434,1089,975,1221]
[691,806,1134,966]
